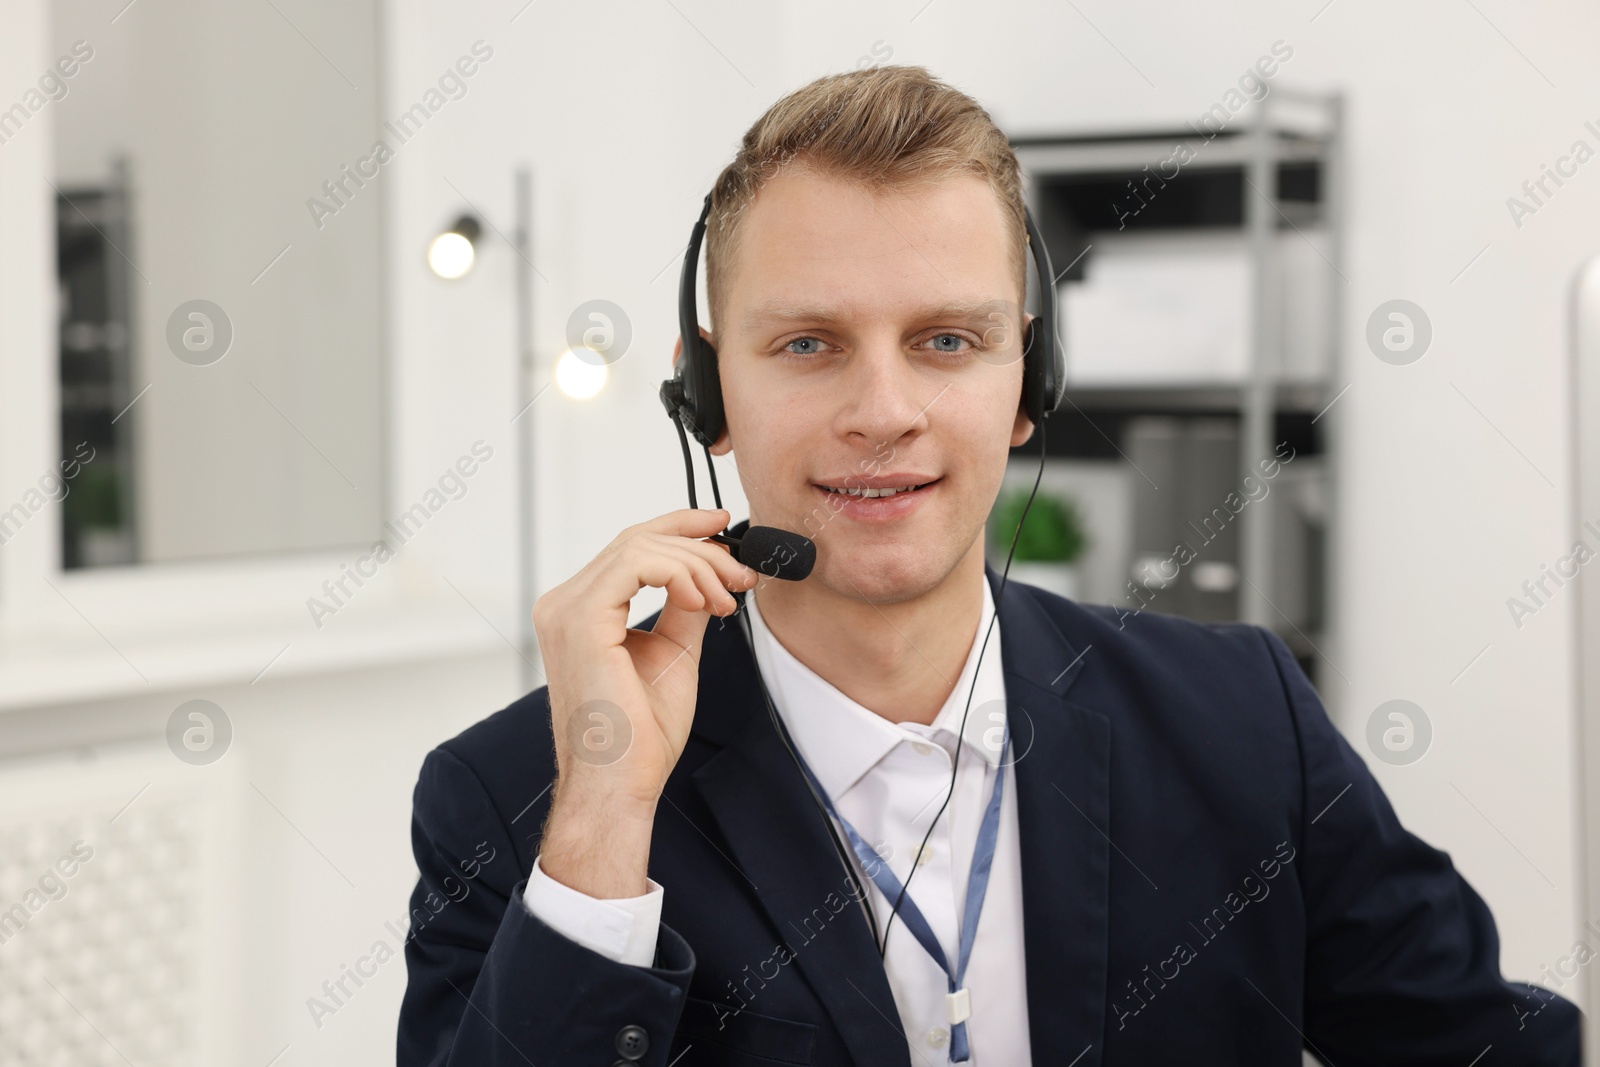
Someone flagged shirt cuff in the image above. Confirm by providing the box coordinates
[522,851,664,967]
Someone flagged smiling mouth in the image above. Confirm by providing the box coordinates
[815,479,939,498]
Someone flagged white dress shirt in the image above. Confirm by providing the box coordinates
[524,578,1032,1066]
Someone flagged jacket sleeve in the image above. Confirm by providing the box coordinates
[1257,628,1582,1065]
[397,744,696,1066]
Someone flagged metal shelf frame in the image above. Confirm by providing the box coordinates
[1011,89,1347,663]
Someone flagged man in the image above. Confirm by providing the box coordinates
[398,66,1582,1065]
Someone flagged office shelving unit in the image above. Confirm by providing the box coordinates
[1009,90,1345,683]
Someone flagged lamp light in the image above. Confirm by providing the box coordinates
[427,214,482,279]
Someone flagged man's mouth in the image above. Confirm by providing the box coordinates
[809,475,943,521]
[817,481,934,499]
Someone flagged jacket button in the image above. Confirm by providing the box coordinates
[615,1024,649,1060]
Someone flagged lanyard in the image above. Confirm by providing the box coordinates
[786,717,1011,1064]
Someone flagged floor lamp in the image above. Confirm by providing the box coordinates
[428,168,545,693]
[514,167,539,692]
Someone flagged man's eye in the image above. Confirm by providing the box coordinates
[783,337,826,357]
[922,333,973,354]
[780,333,975,358]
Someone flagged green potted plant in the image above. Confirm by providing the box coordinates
[988,486,1090,600]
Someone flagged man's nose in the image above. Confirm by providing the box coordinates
[833,338,937,445]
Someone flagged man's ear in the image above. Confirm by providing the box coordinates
[671,329,733,455]
[1012,404,1035,448]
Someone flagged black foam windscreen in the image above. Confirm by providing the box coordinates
[735,526,816,581]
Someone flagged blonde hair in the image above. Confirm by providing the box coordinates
[704,65,1027,335]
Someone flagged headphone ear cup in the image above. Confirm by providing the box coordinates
[683,333,725,448]
[1020,317,1045,426]
[1020,203,1064,423]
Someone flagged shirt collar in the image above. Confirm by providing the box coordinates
[741,576,1007,801]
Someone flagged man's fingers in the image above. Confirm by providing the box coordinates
[650,533,759,595]
[645,543,743,615]
[649,587,717,682]
[661,567,707,614]
[616,508,730,546]
[590,541,728,617]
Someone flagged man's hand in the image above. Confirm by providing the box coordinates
[533,508,758,898]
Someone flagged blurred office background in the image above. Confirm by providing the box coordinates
[3,0,1600,1063]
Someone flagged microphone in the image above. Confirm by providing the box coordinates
[660,377,817,582]
[712,525,816,581]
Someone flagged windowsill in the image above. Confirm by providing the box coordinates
[0,558,528,711]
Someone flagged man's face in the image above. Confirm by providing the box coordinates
[705,165,1035,605]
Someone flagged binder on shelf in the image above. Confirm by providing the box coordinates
[1126,417,1242,623]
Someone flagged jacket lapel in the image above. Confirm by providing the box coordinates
[686,553,1111,1067]
[690,603,910,1067]
[988,564,1111,1067]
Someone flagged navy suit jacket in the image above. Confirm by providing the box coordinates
[398,561,1582,1066]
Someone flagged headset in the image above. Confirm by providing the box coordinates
[657,186,1064,959]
